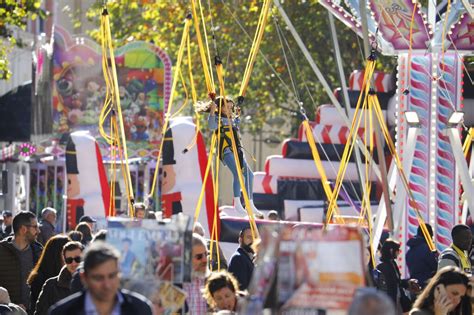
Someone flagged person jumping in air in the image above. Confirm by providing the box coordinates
[197,96,263,218]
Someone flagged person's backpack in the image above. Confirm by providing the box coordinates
[439,252,461,267]
[372,268,387,291]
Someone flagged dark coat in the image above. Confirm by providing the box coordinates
[0,237,43,305]
[228,247,254,290]
[376,259,412,312]
[69,263,83,294]
[37,221,56,246]
[0,224,12,239]
[34,266,72,315]
[48,289,153,315]
[29,271,49,314]
[406,236,438,287]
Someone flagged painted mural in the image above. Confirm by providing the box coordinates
[52,25,172,158]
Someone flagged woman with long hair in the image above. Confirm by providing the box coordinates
[410,266,471,315]
[35,241,84,315]
[197,97,263,218]
[27,234,70,314]
[203,271,246,313]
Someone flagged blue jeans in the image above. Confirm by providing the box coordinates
[223,149,253,198]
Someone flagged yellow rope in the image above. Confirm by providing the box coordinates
[109,115,117,216]
[463,128,474,157]
[184,34,202,153]
[238,0,272,98]
[191,0,215,96]
[149,16,192,198]
[326,61,376,224]
[302,119,344,224]
[193,134,218,224]
[99,8,135,212]
[171,69,189,118]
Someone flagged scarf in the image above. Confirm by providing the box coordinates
[452,244,471,272]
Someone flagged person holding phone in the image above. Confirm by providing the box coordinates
[409,266,471,315]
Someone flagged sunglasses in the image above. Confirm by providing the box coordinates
[65,256,81,264]
[194,253,207,260]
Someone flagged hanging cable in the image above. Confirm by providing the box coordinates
[183,35,202,153]
[238,0,272,104]
[326,60,376,226]
[191,0,215,98]
[99,7,135,214]
[149,15,193,198]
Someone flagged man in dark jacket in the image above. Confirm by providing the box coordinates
[34,241,83,315]
[37,208,57,245]
[49,241,152,315]
[228,227,255,290]
[405,224,438,288]
[0,211,42,311]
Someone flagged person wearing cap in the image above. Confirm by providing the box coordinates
[37,208,57,245]
[78,215,96,231]
[0,211,13,239]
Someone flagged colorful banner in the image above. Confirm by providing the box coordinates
[52,25,172,158]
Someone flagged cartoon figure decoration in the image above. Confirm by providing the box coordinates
[65,131,110,229]
[159,117,217,235]
[161,127,182,217]
[65,137,85,229]
[52,25,172,158]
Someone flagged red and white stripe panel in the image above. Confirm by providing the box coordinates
[253,172,277,195]
[349,70,394,92]
[315,104,387,125]
[264,155,378,181]
[298,123,368,145]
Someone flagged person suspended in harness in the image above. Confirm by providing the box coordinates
[197,96,263,218]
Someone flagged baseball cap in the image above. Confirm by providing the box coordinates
[79,215,97,223]
[2,210,12,217]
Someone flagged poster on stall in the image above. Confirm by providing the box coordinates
[277,225,365,315]
[104,215,192,314]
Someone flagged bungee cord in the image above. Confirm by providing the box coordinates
[149,15,193,199]
[99,7,135,215]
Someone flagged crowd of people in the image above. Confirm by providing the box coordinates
[0,206,473,314]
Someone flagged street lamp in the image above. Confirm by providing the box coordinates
[404,111,421,127]
[447,111,464,127]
